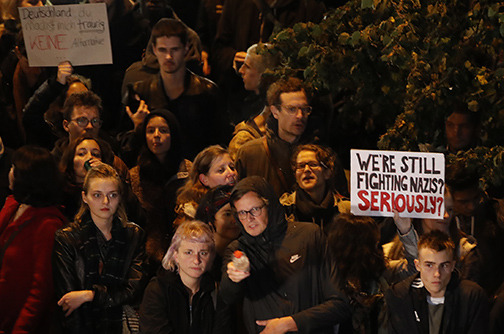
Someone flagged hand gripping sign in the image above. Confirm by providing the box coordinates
[350,149,445,219]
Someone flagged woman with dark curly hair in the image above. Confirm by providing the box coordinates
[327,213,415,333]
[0,146,67,334]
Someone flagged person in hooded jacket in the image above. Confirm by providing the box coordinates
[220,176,351,334]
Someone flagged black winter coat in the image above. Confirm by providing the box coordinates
[386,271,489,334]
[220,177,351,333]
[139,269,216,334]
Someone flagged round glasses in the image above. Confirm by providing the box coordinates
[237,205,265,220]
[279,105,312,116]
[72,117,102,128]
[295,161,327,171]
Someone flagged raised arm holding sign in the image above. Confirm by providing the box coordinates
[350,149,445,219]
[18,3,112,66]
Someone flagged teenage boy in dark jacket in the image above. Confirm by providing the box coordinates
[386,230,489,334]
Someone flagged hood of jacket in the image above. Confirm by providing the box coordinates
[231,176,288,249]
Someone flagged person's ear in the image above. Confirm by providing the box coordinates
[414,259,420,272]
[322,168,331,181]
[184,43,190,56]
[450,260,456,272]
[82,191,87,204]
[63,120,70,133]
[270,105,280,120]
[199,173,209,187]
[174,250,179,265]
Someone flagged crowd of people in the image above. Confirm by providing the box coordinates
[1,0,504,333]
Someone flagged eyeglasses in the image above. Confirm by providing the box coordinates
[72,117,102,128]
[279,105,312,116]
[237,205,265,220]
[295,161,327,171]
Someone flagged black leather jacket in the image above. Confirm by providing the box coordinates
[52,216,148,334]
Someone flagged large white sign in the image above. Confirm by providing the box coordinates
[350,149,445,219]
[19,4,112,66]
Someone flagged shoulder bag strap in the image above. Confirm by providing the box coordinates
[262,136,290,192]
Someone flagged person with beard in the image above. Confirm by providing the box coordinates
[235,77,316,197]
[220,176,351,334]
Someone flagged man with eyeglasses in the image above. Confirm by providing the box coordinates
[51,91,120,165]
[52,90,146,226]
[235,77,318,197]
[50,91,102,159]
[220,176,351,334]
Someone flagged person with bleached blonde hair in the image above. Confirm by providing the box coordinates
[140,220,217,334]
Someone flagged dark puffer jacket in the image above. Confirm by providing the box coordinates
[220,176,351,333]
[140,269,216,334]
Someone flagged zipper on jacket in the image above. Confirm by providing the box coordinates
[189,304,192,327]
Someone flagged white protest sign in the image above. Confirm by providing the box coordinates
[350,149,445,219]
[19,4,112,66]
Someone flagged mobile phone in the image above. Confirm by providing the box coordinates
[126,84,141,112]
[84,159,92,171]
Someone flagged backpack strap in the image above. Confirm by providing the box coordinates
[262,136,290,192]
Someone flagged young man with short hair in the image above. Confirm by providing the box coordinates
[445,109,480,154]
[235,77,316,196]
[52,91,114,161]
[132,18,227,160]
[386,230,489,334]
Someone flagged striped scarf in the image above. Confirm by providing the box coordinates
[79,215,128,333]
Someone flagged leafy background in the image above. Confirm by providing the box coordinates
[267,0,504,194]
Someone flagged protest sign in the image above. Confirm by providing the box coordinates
[350,149,445,219]
[19,4,112,66]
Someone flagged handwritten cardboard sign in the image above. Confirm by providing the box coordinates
[19,4,112,66]
[350,149,445,218]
